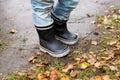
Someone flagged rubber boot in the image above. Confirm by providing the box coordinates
[35,24,70,57]
[51,13,79,45]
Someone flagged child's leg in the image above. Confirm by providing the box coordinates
[31,0,54,28]
[52,0,79,20]
[51,0,79,45]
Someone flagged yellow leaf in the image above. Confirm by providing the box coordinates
[37,73,46,80]
[79,62,90,69]
[61,75,70,80]
[95,76,102,80]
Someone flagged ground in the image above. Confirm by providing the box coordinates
[0,0,120,80]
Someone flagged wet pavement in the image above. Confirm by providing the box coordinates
[0,0,120,77]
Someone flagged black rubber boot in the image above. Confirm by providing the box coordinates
[35,24,70,57]
[51,13,79,45]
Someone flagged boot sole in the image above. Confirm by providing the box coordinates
[39,45,70,57]
[55,33,79,45]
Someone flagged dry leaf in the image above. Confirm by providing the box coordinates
[70,70,77,78]
[94,62,101,68]
[86,13,91,17]
[102,75,111,80]
[88,58,96,65]
[36,52,44,56]
[79,62,90,69]
[107,41,117,46]
[61,75,70,80]
[37,73,46,80]
[109,66,117,71]
[62,64,74,73]
[118,9,120,14]
[90,21,96,24]
[95,76,102,80]
[43,71,50,77]
[27,56,36,63]
[91,40,98,45]
[105,26,114,30]
[50,70,59,80]
[10,28,18,34]
[90,75,102,80]
[28,75,34,79]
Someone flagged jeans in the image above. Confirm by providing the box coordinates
[31,0,79,28]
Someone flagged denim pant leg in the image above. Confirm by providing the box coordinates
[52,0,79,21]
[31,0,54,27]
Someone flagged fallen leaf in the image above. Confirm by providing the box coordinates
[28,75,34,79]
[91,40,98,45]
[105,26,114,30]
[79,62,90,69]
[61,75,70,80]
[27,56,36,63]
[62,64,74,73]
[95,76,102,80]
[36,52,44,56]
[10,28,18,34]
[37,73,46,80]
[102,75,111,80]
[118,9,120,14]
[50,70,59,80]
[107,41,117,46]
[94,62,101,68]
[109,66,117,71]
[90,21,96,24]
[86,13,91,17]
[70,70,77,78]
[90,75,102,80]
[43,71,50,77]
[88,58,97,65]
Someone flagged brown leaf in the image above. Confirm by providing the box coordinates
[70,70,77,78]
[50,70,59,80]
[102,75,111,80]
[88,58,97,65]
[86,13,91,17]
[61,75,70,80]
[27,56,36,63]
[36,52,44,56]
[28,75,34,79]
[10,28,18,34]
[107,41,117,46]
[43,71,50,77]
[94,62,101,68]
[90,75,102,80]
[62,64,74,73]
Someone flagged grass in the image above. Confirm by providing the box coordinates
[0,40,4,46]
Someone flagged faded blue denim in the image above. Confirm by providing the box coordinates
[31,0,79,28]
